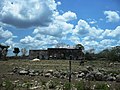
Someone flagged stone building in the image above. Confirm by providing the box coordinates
[29,50,48,59]
[29,48,84,60]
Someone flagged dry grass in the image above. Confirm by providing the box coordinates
[0,59,120,89]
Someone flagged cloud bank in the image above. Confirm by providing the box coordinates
[0,0,56,28]
[0,27,13,39]
[104,11,120,22]
[0,0,120,54]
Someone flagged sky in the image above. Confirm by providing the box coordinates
[0,0,120,55]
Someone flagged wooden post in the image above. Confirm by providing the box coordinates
[69,55,72,89]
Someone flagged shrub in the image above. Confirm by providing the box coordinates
[63,82,71,90]
[94,83,110,90]
[46,80,57,89]
[75,82,84,90]
[2,80,14,90]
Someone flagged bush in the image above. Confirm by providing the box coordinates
[63,82,71,90]
[75,81,85,90]
[94,83,110,90]
[46,80,57,89]
[2,80,14,90]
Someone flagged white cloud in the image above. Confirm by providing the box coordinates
[18,4,76,49]
[4,38,19,52]
[108,26,120,38]
[101,29,111,38]
[89,21,97,24]
[33,12,74,37]
[99,39,117,50]
[117,40,120,45]
[1,0,119,54]
[56,11,77,22]
[33,22,74,38]
[62,11,77,21]
[20,34,59,49]
[73,19,90,35]
[87,19,97,24]
[33,24,62,37]
[0,27,13,39]
[57,1,61,5]
[104,10,120,22]
[20,36,35,44]
[69,36,81,44]
[0,0,57,28]
[20,35,44,49]
[71,19,120,52]
[5,38,15,47]
[73,19,103,40]
[99,26,120,39]
[89,27,103,40]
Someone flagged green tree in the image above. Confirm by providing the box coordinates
[98,46,120,61]
[85,48,96,60]
[13,47,20,56]
[75,44,84,50]
[0,44,9,60]
[85,52,93,60]
[109,46,120,61]
[21,48,27,56]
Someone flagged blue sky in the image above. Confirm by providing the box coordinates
[0,0,120,55]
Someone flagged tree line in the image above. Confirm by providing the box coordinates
[0,43,120,62]
[0,44,27,60]
[85,46,120,62]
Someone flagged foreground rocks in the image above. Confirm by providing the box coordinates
[11,66,120,82]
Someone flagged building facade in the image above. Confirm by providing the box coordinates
[29,48,84,60]
[29,50,48,59]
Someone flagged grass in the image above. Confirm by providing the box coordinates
[0,59,120,90]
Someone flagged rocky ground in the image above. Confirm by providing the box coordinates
[0,60,120,90]
[9,65,120,82]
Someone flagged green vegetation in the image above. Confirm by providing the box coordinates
[94,83,110,90]
[13,47,20,56]
[75,80,85,90]
[0,60,120,90]
[97,46,120,62]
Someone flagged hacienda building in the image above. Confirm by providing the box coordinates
[29,47,84,60]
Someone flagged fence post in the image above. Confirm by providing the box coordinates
[69,55,72,89]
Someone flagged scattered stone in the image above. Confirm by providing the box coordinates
[46,80,56,89]
[12,67,19,73]
[86,72,95,81]
[46,69,53,75]
[29,86,41,90]
[77,72,85,78]
[53,71,60,78]
[10,66,119,82]
[116,74,120,82]
[19,70,29,75]
[94,72,104,81]
[60,71,67,76]
[107,76,116,81]
[44,73,51,77]
[60,75,66,79]
[8,72,14,75]
[86,66,94,72]
[81,70,89,75]
[31,58,40,61]
[98,68,106,72]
